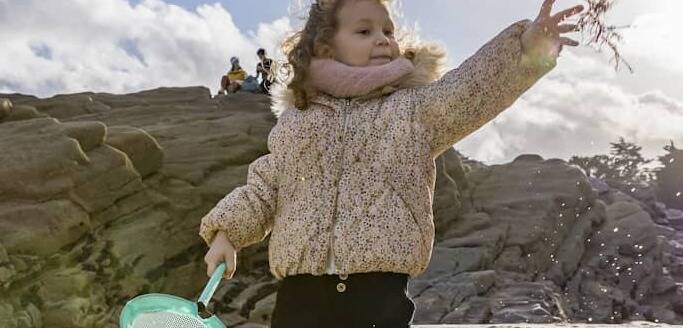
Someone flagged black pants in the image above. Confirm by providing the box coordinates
[271,272,415,328]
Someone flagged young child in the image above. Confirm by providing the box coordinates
[200,0,583,326]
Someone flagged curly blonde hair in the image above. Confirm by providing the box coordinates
[281,0,418,110]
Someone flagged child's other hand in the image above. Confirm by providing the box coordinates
[204,230,237,280]
[522,0,584,68]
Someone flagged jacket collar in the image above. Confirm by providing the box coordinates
[270,42,446,118]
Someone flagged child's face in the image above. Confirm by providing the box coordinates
[331,0,400,67]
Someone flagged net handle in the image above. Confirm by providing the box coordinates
[197,262,226,307]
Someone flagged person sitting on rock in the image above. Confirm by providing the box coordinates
[219,56,247,95]
[255,48,275,94]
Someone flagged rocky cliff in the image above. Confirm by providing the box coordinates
[0,87,681,327]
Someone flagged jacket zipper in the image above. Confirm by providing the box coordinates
[326,97,352,271]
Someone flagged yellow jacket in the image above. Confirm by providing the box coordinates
[227,68,246,81]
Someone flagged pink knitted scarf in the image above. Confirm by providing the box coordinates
[309,57,415,98]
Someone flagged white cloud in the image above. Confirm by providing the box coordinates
[0,0,293,97]
[456,48,683,166]
[446,0,683,166]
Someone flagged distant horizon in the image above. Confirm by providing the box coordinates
[1,0,682,166]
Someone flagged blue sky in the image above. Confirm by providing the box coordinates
[1,0,682,165]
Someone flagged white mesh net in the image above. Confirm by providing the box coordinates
[131,311,206,328]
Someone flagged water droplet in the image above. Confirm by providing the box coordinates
[613,227,619,232]
[676,191,681,197]
[669,158,675,163]
[630,187,636,192]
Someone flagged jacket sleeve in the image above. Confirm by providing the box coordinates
[198,153,278,249]
[410,19,555,157]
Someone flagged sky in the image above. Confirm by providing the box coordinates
[1,0,682,167]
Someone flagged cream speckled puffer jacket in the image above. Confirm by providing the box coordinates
[199,19,554,280]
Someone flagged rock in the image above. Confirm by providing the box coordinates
[61,121,107,151]
[248,292,276,324]
[414,270,497,323]
[512,153,545,163]
[1,104,48,122]
[441,296,490,323]
[665,208,683,230]
[588,176,611,195]
[0,98,12,120]
[2,86,683,326]
[105,126,164,177]
[488,281,564,324]
[0,200,90,256]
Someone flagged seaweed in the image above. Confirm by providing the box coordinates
[576,0,633,72]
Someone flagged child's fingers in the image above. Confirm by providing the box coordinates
[206,260,216,278]
[224,255,236,279]
[538,0,557,20]
[557,24,578,34]
[551,5,584,24]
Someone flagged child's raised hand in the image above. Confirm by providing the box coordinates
[521,0,584,68]
[204,230,238,280]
